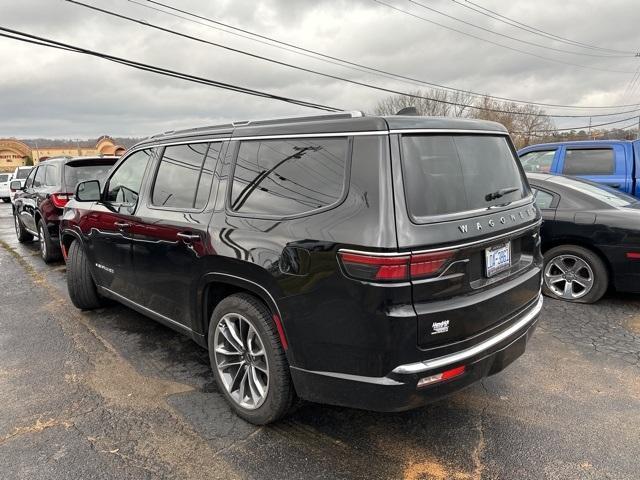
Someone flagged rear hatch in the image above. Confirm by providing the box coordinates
[394,132,541,350]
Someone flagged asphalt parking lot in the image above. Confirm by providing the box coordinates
[0,202,638,480]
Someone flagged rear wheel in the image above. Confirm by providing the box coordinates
[14,212,33,243]
[38,220,61,264]
[542,245,608,304]
[66,240,103,310]
[208,293,295,424]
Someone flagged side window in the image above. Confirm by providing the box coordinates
[519,150,555,173]
[24,167,37,189]
[105,149,152,208]
[151,143,219,209]
[563,149,615,175]
[230,138,349,217]
[33,166,46,188]
[532,188,555,209]
[44,164,60,187]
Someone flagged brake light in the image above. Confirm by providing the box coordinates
[627,252,640,260]
[338,250,455,281]
[417,365,466,388]
[51,193,73,208]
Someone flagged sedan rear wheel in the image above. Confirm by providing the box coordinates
[542,245,608,304]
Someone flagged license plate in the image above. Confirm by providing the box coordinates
[485,242,511,277]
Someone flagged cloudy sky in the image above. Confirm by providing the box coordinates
[1,0,639,139]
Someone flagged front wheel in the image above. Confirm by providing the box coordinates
[208,293,295,424]
[14,212,33,243]
[66,240,104,310]
[542,245,608,304]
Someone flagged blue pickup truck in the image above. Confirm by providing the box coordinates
[517,140,640,197]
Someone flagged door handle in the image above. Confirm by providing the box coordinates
[114,221,130,229]
[177,232,200,242]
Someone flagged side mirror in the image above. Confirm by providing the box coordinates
[9,180,23,191]
[76,180,101,202]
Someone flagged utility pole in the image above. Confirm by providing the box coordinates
[588,117,592,139]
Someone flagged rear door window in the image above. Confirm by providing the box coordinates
[44,163,60,187]
[229,138,349,217]
[401,135,527,221]
[151,142,220,209]
[0,174,10,182]
[562,149,615,175]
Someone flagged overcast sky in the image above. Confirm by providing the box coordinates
[1,0,639,139]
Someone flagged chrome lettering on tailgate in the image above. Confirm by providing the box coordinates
[457,206,536,234]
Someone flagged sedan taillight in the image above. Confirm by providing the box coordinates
[338,250,455,282]
[51,193,73,208]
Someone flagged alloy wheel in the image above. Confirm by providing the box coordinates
[213,312,269,410]
[14,214,20,238]
[39,224,47,259]
[544,254,594,300]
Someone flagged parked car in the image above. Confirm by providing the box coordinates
[61,112,543,424]
[0,172,12,202]
[518,140,640,197]
[528,173,640,303]
[9,166,34,203]
[12,156,118,263]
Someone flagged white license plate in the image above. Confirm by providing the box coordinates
[485,242,511,277]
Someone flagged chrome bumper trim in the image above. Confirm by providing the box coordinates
[392,294,543,375]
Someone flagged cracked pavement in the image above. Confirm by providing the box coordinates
[0,202,639,479]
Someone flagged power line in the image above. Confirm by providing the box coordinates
[0,27,341,112]
[136,0,640,111]
[446,0,637,56]
[371,0,637,74]
[65,0,640,119]
[405,0,630,58]
[516,114,640,134]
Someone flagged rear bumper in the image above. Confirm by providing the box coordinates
[290,294,542,412]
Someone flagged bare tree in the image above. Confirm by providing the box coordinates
[373,89,474,117]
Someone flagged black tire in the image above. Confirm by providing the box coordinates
[13,212,33,243]
[66,240,103,310]
[38,219,61,264]
[208,293,295,424]
[542,245,608,304]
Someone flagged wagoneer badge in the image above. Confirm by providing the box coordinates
[458,206,536,234]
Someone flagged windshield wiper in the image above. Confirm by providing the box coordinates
[485,187,519,202]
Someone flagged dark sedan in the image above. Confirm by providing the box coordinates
[527,173,640,303]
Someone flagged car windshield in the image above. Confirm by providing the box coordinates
[0,174,10,182]
[15,168,32,179]
[401,134,527,220]
[64,161,116,191]
[554,177,638,207]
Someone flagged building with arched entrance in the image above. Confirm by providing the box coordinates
[0,136,126,172]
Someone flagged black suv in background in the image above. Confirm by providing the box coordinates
[12,156,118,262]
[61,112,543,424]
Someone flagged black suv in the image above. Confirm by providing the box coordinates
[61,112,543,424]
[12,156,118,262]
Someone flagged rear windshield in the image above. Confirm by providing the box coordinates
[401,135,527,220]
[64,161,116,191]
[0,174,10,182]
[15,168,32,179]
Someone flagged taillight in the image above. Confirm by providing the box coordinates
[627,252,640,260]
[51,193,73,208]
[338,250,455,282]
[417,365,466,388]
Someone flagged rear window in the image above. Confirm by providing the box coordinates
[562,149,615,175]
[0,174,10,182]
[64,161,116,191]
[401,135,527,220]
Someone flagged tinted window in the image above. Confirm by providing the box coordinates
[33,166,45,188]
[151,143,213,209]
[195,143,222,209]
[15,168,32,179]
[106,149,152,206]
[553,177,637,208]
[44,163,60,187]
[230,138,348,216]
[0,174,10,182]
[563,149,614,175]
[401,135,526,219]
[64,161,116,192]
[532,188,554,209]
[519,150,555,173]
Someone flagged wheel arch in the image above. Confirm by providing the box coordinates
[197,273,288,351]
